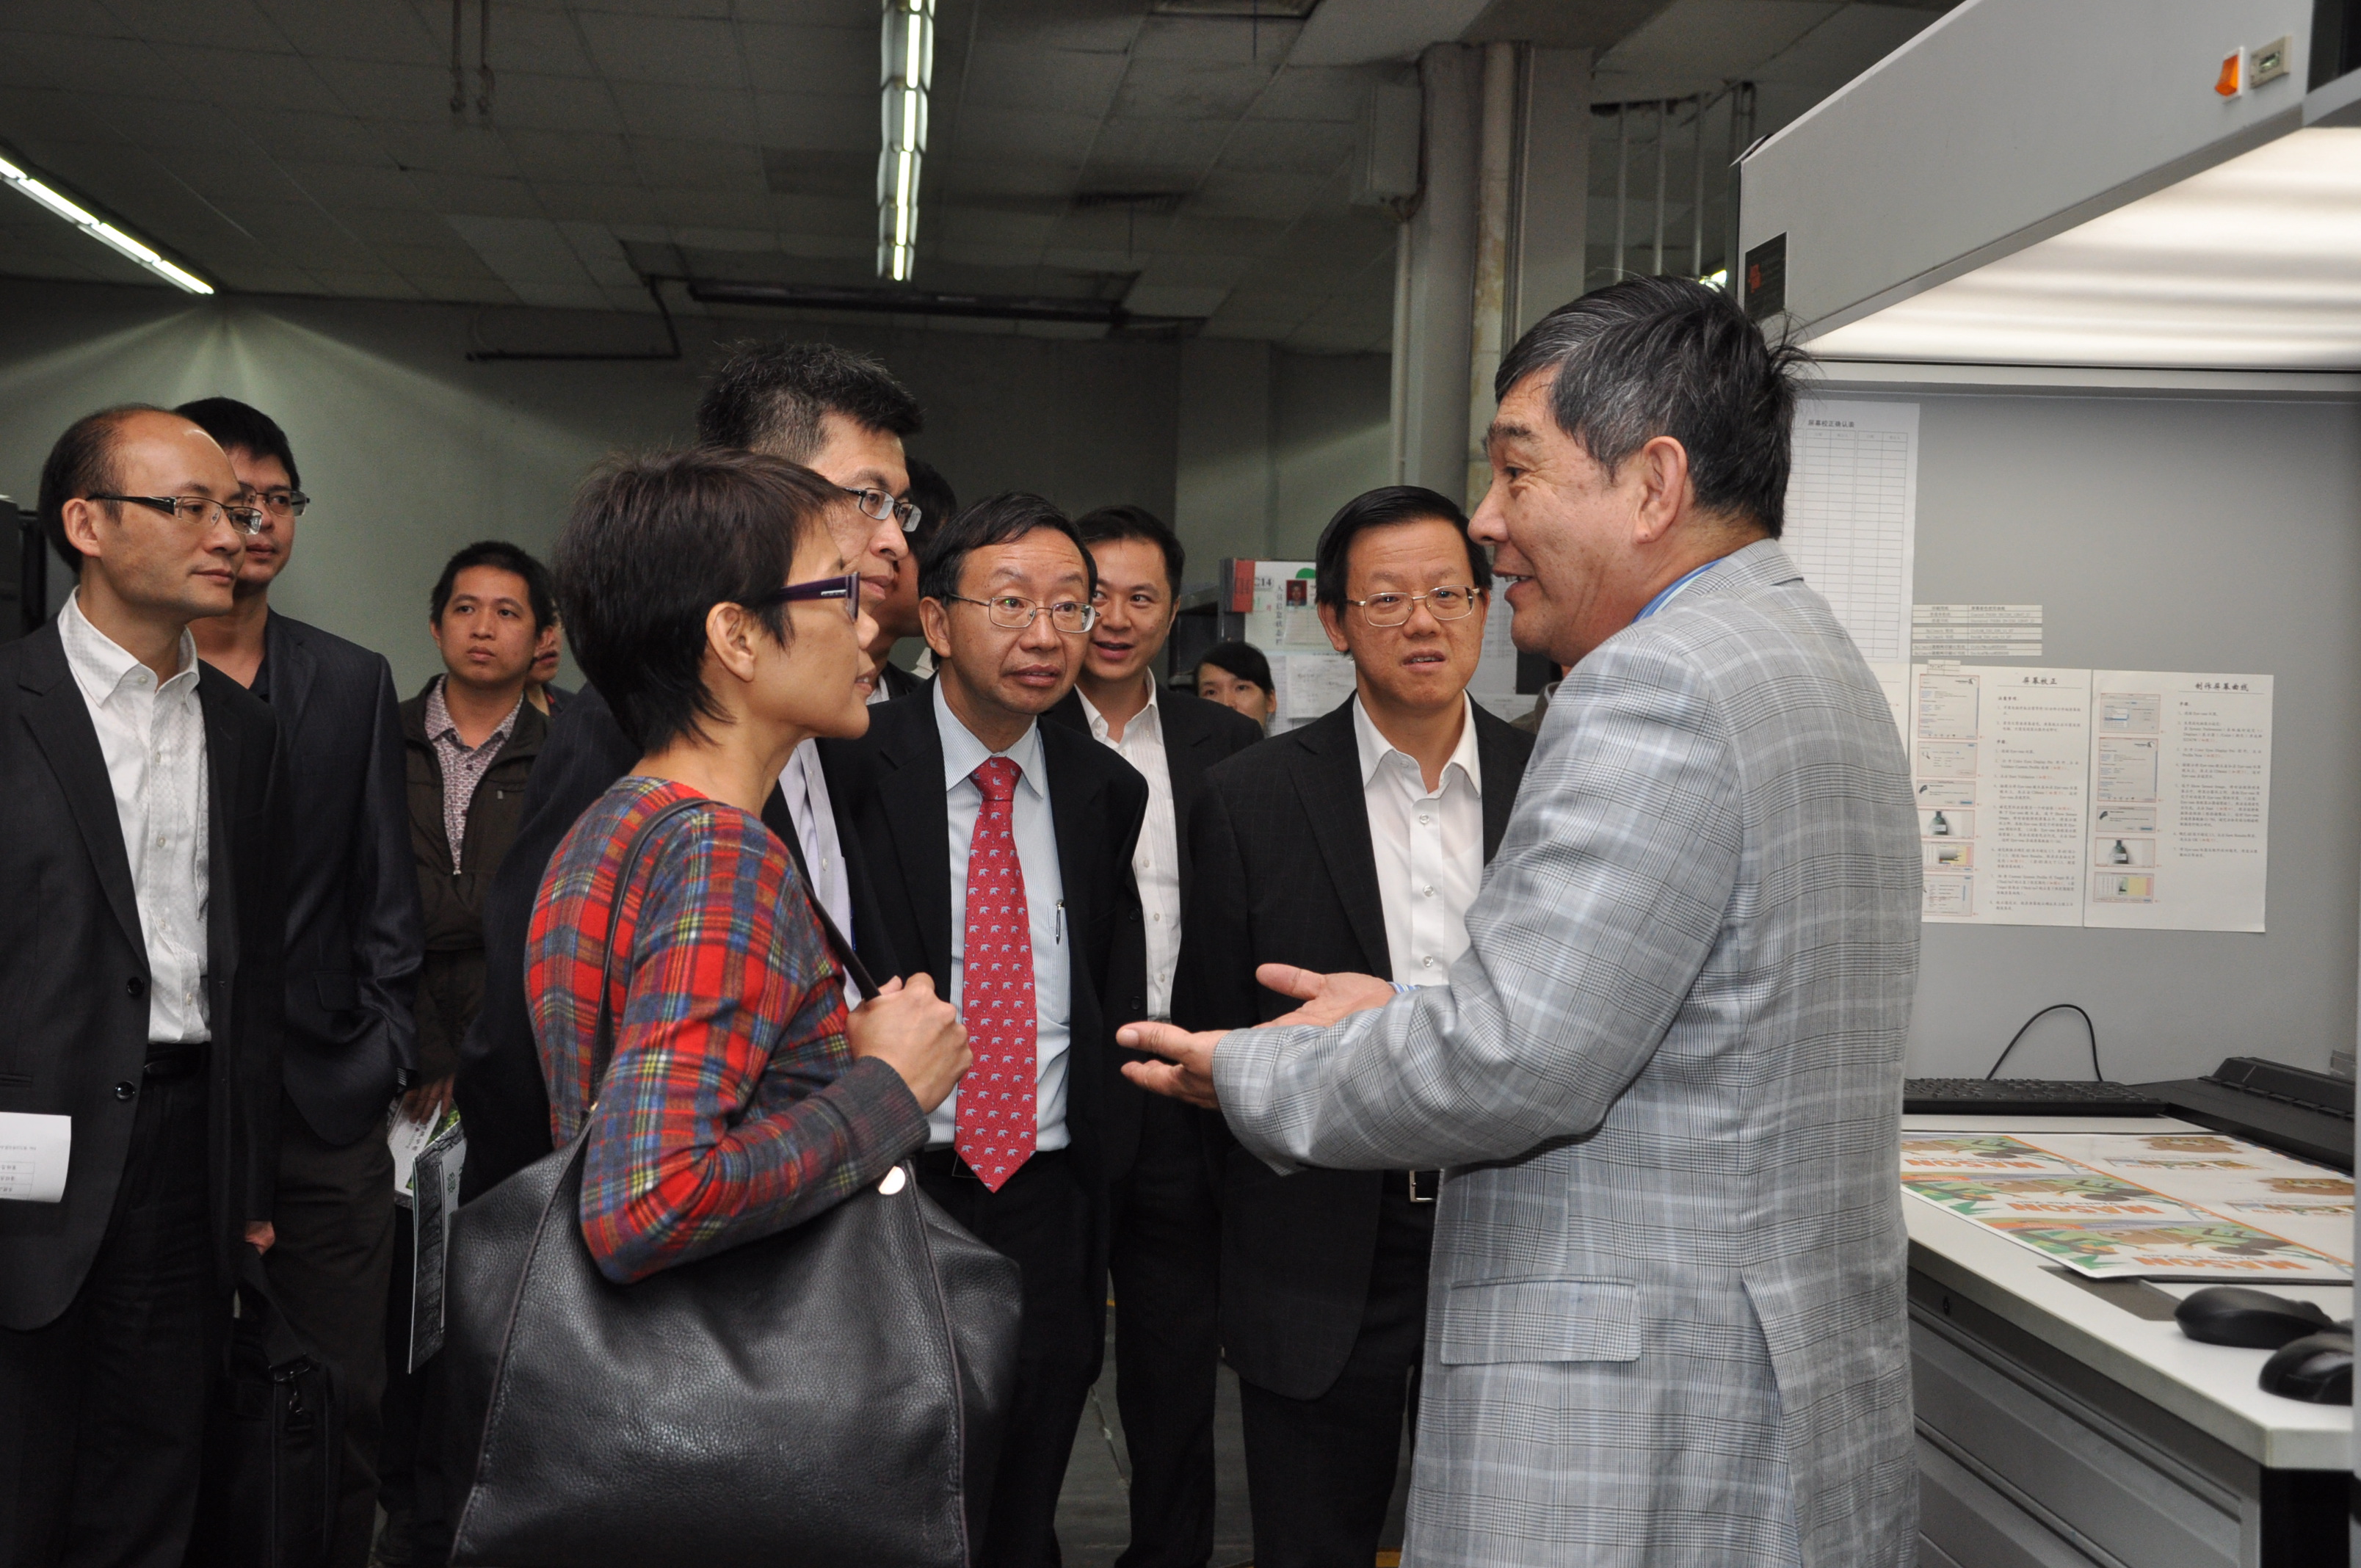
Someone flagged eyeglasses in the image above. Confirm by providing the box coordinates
[841,484,922,535]
[1344,585,1484,626]
[253,489,310,518]
[745,571,861,622]
[944,594,1098,634]
[89,493,264,537]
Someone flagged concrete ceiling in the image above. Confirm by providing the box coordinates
[0,0,1956,352]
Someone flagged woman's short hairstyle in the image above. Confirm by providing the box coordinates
[1312,485,1490,610]
[554,447,838,754]
[1194,639,1274,693]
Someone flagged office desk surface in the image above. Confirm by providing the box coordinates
[1903,1114,2351,1471]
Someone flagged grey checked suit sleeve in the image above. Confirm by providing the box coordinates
[1214,631,1741,1172]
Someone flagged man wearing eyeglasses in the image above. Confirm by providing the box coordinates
[175,396,425,1567]
[0,407,285,1565]
[824,494,1147,1568]
[1170,485,1534,1568]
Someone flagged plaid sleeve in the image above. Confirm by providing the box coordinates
[573,803,927,1284]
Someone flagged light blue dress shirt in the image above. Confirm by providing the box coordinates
[929,681,1072,1152]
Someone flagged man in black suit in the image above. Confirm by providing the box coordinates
[0,406,283,1566]
[864,456,956,703]
[825,494,1147,1568]
[1175,486,1534,1568]
[178,396,424,1564]
[455,341,924,1198]
[1042,504,1261,1568]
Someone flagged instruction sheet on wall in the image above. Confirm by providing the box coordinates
[1233,559,1353,733]
[1885,665,2271,932]
[1784,400,1918,662]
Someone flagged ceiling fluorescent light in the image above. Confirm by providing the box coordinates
[877,0,934,283]
[1807,127,2361,371]
[0,151,211,294]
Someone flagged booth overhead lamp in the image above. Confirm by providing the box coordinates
[0,151,211,295]
[877,0,934,283]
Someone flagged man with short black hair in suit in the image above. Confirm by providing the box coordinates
[824,494,1147,1568]
[1175,485,1533,1568]
[1044,503,1260,1568]
[177,396,425,1566]
[0,406,284,1566]
[865,456,957,702]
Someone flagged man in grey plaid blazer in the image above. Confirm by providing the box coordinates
[1123,277,1921,1567]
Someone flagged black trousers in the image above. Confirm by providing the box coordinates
[0,1069,215,1568]
[374,1204,453,1565]
[1106,1098,1222,1568]
[917,1148,1099,1568]
[1237,1187,1435,1568]
[264,1091,395,1568]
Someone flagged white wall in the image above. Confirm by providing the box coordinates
[0,277,1184,691]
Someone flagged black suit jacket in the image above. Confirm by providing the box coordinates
[1042,685,1263,1179]
[1176,696,1533,1398]
[454,682,880,1197]
[819,689,1148,1203]
[255,612,423,1146]
[0,623,286,1330]
[876,660,925,703]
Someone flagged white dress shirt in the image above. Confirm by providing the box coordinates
[1353,693,1484,987]
[59,593,211,1042]
[777,738,860,999]
[1077,680,1180,1019]
[929,681,1072,1150]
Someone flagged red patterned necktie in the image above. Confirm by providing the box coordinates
[956,756,1036,1191]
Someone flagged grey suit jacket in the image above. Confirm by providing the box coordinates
[1213,540,1921,1568]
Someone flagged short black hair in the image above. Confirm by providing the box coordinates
[918,492,1097,606]
[1493,276,1807,538]
[694,341,923,460]
[173,396,300,490]
[37,404,170,572]
[904,457,956,553]
[1194,640,1272,692]
[430,540,555,632]
[554,449,839,754]
[1073,504,1184,595]
[1312,485,1491,610]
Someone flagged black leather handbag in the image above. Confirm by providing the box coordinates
[184,1250,344,1568]
[444,798,1023,1567]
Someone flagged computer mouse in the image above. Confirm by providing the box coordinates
[2257,1332,2353,1404]
[2174,1286,2336,1349]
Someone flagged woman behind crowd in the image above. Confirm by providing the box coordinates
[1194,639,1278,728]
[529,448,968,1283]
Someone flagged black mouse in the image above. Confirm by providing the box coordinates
[2175,1286,2336,1348]
[2258,1332,2353,1404]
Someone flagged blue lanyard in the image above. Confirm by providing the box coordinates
[1636,560,1720,621]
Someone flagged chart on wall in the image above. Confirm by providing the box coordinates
[1783,399,1919,662]
[1878,664,2274,932]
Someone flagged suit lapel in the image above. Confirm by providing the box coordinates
[196,669,244,979]
[1474,711,1519,863]
[20,630,145,955]
[1288,705,1390,976]
[874,707,953,983]
[1158,701,1214,890]
[263,611,315,730]
[1040,724,1103,945]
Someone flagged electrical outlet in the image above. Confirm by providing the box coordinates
[2251,35,2291,87]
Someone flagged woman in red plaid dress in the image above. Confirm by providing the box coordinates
[527,449,969,1283]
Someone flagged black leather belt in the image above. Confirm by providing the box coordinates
[915,1147,1066,1183]
[142,1044,208,1081]
[1394,1169,1441,1204]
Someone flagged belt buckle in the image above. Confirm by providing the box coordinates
[1407,1169,1439,1204]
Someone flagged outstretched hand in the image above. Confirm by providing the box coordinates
[1117,965,1399,1109]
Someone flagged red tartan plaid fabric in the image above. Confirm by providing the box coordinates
[527,776,926,1283]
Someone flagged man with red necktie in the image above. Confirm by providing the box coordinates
[824,492,1148,1568]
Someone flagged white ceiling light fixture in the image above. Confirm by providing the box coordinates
[877,0,935,283]
[0,150,211,295]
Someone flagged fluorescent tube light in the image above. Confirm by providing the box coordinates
[0,152,211,295]
[877,0,934,283]
[1807,127,2361,371]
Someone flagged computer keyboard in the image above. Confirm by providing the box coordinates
[1902,1078,2171,1117]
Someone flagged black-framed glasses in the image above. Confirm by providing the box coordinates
[945,593,1098,634]
[1344,585,1484,626]
[254,489,310,517]
[89,493,264,537]
[746,571,861,622]
[841,484,922,535]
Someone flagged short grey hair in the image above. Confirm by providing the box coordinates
[1493,277,1808,538]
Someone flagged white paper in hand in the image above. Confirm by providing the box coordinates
[0,1113,71,1203]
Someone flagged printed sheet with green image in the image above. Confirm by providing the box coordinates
[1900,1133,2353,1282]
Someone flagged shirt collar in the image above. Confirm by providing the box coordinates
[1352,692,1482,797]
[1076,677,1161,744]
[424,675,520,752]
[1636,558,1723,621]
[59,589,197,708]
[935,678,1048,802]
